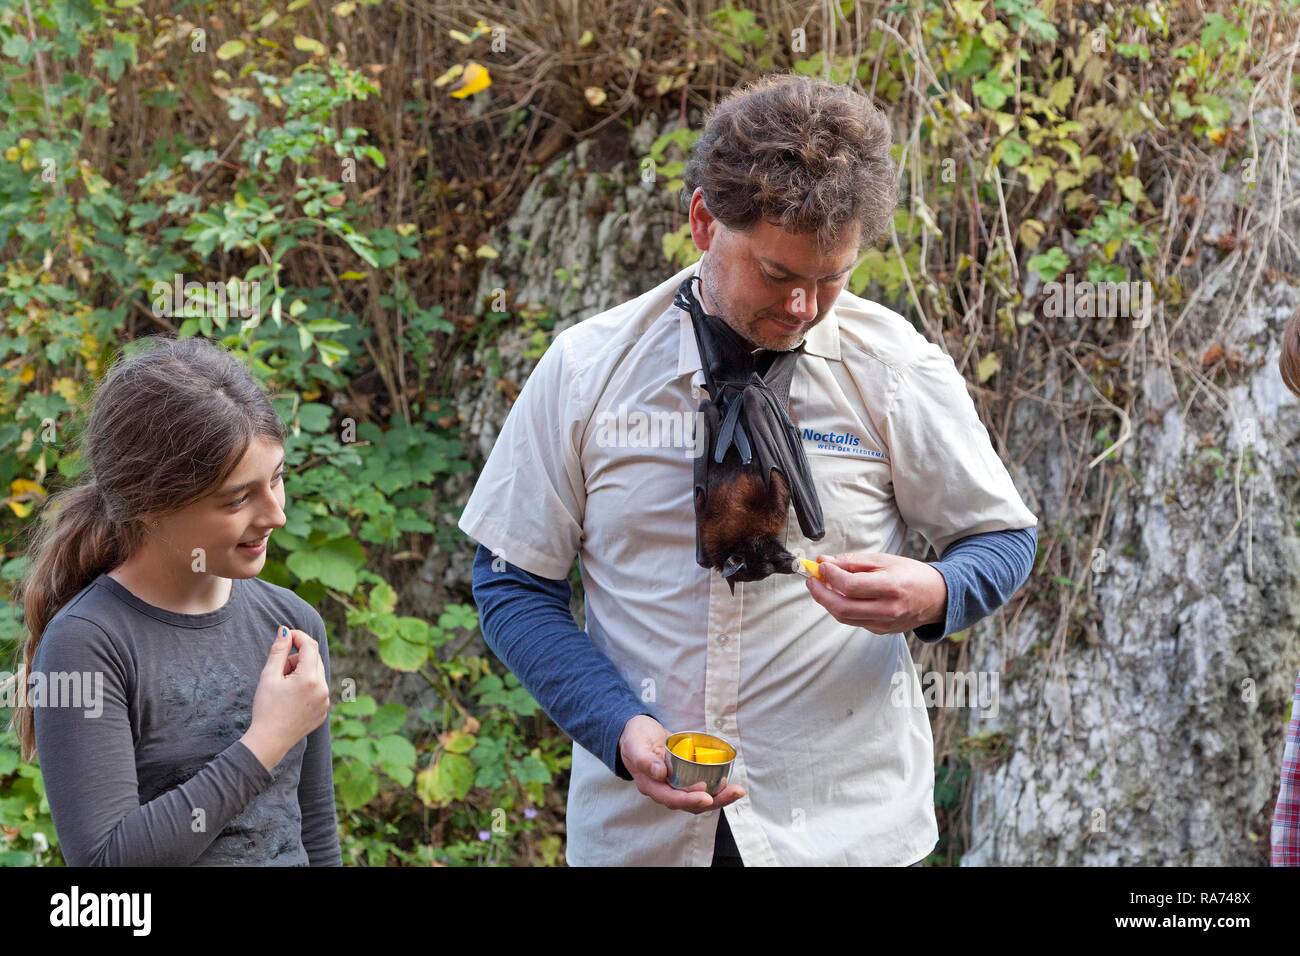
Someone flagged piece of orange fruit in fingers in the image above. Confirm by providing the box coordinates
[798,558,824,580]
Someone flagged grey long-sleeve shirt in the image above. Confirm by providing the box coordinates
[29,572,341,866]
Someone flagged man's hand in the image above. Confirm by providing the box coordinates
[618,715,746,814]
[806,552,947,635]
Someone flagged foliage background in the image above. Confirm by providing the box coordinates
[0,0,1294,865]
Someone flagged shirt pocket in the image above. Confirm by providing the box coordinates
[785,451,897,559]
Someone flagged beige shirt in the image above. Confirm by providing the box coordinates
[458,258,1037,865]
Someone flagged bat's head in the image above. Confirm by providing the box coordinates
[720,537,799,593]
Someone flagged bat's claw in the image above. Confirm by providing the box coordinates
[721,554,745,596]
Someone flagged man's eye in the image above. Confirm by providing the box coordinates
[763,271,789,283]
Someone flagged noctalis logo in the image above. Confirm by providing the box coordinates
[49,886,151,936]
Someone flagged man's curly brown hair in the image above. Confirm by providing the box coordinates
[682,72,898,255]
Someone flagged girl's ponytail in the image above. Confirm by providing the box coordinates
[11,481,126,760]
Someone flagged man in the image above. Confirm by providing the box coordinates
[459,73,1038,866]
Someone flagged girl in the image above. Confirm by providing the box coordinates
[1274,311,1300,866]
[9,334,340,866]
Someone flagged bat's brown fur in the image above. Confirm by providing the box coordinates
[698,461,791,566]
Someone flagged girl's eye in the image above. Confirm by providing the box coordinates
[229,472,284,508]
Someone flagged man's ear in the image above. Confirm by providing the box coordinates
[688,187,718,252]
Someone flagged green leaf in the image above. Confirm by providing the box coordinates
[285,537,365,591]
[336,694,378,717]
[367,703,407,736]
[376,734,417,770]
[297,402,332,432]
[369,580,397,614]
[378,627,427,671]
[443,730,477,754]
[336,758,378,810]
[1027,246,1069,282]
[972,75,1014,110]
[999,138,1032,168]
[436,753,475,801]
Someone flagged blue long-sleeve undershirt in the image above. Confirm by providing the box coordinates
[468,525,1037,780]
[911,526,1038,642]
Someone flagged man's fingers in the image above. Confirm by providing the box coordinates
[816,560,894,600]
[713,784,746,808]
[639,776,715,811]
[626,739,668,782]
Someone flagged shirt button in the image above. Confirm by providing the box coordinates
[714,717,726,730]
[718,633,729,645]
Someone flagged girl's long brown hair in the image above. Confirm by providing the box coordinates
[8,334,286,760]
[1282,308,1300,398]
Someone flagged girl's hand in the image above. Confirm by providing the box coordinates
[241,627,330,772]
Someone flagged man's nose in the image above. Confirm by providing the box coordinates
[784,284,819,322]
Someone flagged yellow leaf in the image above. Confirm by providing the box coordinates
[448,29,472,44]
[433,64,464,88]
[475,244,499,259]
[989,111,1016,135]
[1018,219,1045,250]
[18,365,35,384]
[1117,175,1145,204]
[953,0,986,26]
[584,86,607,107]
[216,40,246,60]
[449,61,491,99]
[11,478,45,496]
[293,35,327,55]
[334,1,356,16]
[1048,77,1075,112]
[976,353,1001,383]
[52,377,78,403]
[9,477,45,516]
[339,270,367,280]
[579,29,594,46]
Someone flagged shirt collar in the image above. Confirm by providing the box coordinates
[675,257,842,380]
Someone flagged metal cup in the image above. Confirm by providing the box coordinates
[664,730,736,797]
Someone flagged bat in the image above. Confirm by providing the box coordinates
[675,276,825,594]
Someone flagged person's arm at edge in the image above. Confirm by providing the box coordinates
[1271,669,1300,866]
[910,525,1038,643]
[296,607,342,866]
[470,543,656,781]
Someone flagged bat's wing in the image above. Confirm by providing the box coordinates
[692,396,721,568]
[739,371,825,543]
